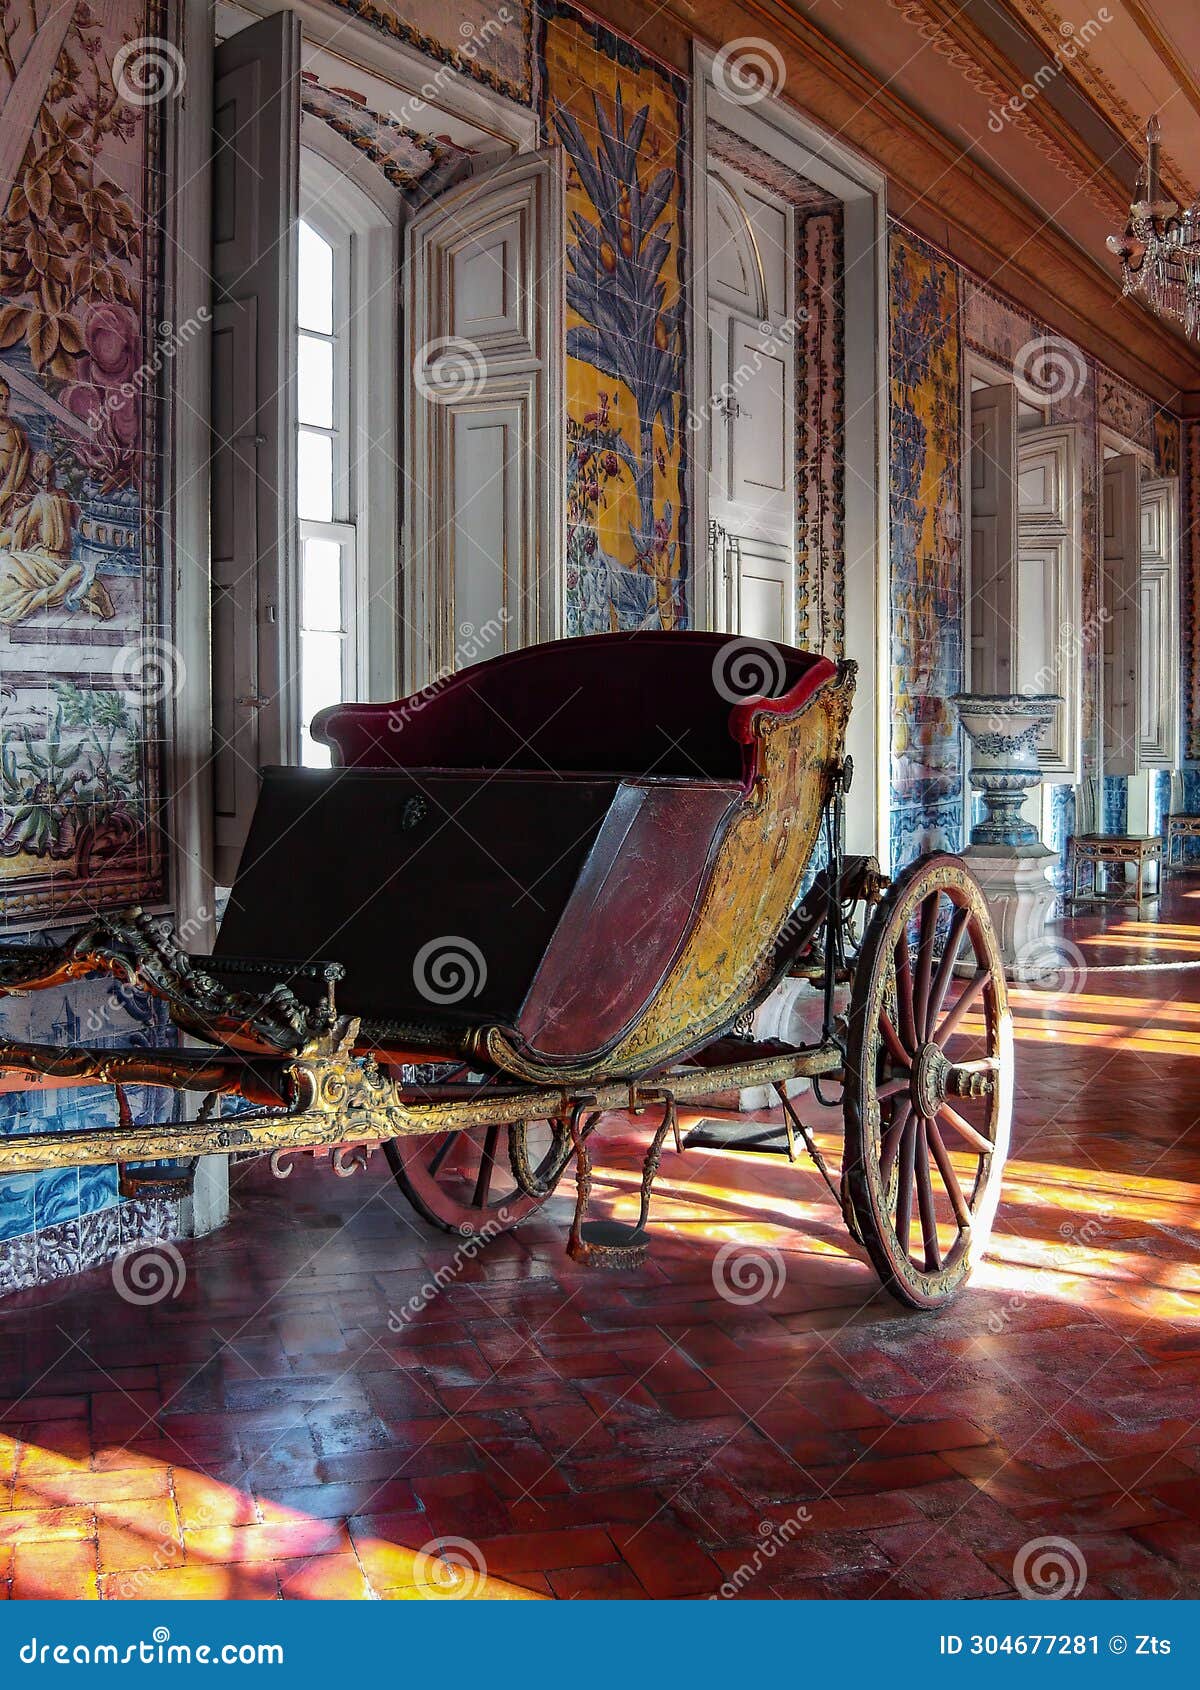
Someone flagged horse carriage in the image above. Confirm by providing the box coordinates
[0,633,1013,1309]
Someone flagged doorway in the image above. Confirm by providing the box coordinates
[689,51,888,862]
[703,156,797,645]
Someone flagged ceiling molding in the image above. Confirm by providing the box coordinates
[885,0,1128,220]
[991,0,1194,203]
[647,0,1200,400]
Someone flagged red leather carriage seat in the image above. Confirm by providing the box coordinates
[313,631,837,786]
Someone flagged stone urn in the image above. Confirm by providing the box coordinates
[951,693,1061,974]
[950,693,1060,846]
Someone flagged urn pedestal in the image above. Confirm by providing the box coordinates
[951,693,1061,975]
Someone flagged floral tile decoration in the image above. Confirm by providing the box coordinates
[0,0,168,927]
[538,0,689,635]
[0,1228,36,1295]
[77,1203,118,1270]
[35,1215,80,1282]
[888,229,964,865]
[299,72,476,203]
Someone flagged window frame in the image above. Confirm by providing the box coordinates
[295,203,353,765]
[295,149,399,756]
[296,209,351,523]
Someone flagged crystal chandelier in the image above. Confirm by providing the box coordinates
[1106,116,1200,340]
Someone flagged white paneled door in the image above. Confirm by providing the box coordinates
[404,151,564,687]
[1138,477,1178,769]
[704,164,796,646]
[1015,425,1081,778]
[967,382,1017,696]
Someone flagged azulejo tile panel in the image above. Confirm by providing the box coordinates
[888,228,964,867]
[0,2,168,926]
[0,967,184,1289]
[537,1,689,635]
[0,1194,180,1298]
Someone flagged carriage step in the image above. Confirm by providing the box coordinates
[682,1118,792,1156]
[575,1218,651,1269]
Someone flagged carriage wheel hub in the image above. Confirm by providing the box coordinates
[911,1042,951,1118]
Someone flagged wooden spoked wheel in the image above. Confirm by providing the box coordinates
[384,1120,572,1237]
[843,853,1013,1309]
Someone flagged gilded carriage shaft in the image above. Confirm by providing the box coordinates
[0,633,1011,1309]
[0,1027,845,1175]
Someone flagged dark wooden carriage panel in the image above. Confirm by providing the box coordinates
[213,766,744,1050]
[214,767,620,1027]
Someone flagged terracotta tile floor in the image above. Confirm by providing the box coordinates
[3,879,1200,1599]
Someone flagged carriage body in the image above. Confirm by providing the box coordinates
[216,633,852,1082]
[0,634,1013,1309]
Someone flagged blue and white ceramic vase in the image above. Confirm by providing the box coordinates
[951,694,1060,848]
